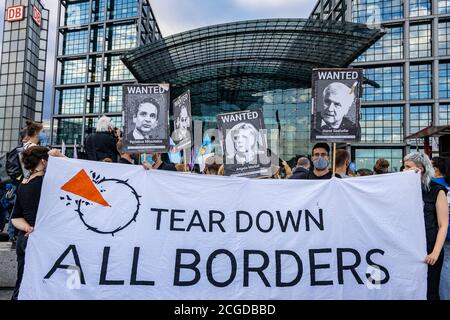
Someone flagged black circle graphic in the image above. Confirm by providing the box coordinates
[75,178,141,235]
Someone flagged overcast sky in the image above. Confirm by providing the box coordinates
[0,0,315,120]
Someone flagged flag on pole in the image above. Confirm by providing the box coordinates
[196,134,214,172]
[61,140,66,156]
[73,140,78,159]
[168,138,181,164]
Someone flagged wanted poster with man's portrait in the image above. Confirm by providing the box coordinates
[171,90,192,152]
[217,109,270,178]
[310,68,362,142]
[123,84,170,153]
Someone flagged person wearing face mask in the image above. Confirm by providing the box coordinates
[10,146,64,300]
[403,152,448,300]
[334,149,351,178]
[18,121,45,180]
[142,152,177,172]
[22,120,43,149]
[308,143,333,179]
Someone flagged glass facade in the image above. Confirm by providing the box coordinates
[345,0,450,169]
[361,106,403,143]
[439,63,450,98]
[410,64,432,100]
[48,0,450,165]
[439,104,450,125]
[352,0,403,24]
[357,26,403,62]
[409,0,431,17]
[410,23,431,58]
[355,148,403,172]
[410,105,432,134]
[63,29,88,55]
[0,0,49,154]
[438,0,450,14]
[59,88,85,115]
[52,0,162,146]
[363,66,403,101]
[438,21,450,56]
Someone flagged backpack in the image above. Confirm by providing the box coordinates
[0,153,10,183]
[5,145,24,181]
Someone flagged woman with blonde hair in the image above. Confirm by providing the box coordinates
[403,152,448,300]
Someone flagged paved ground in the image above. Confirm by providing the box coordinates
[0,289,13,300]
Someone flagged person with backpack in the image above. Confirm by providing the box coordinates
[6,121,44,183]
[10,146,64,300]
[5,121,44,249]
[0,183,17,240]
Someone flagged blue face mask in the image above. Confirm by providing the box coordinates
[141,154,155,165]
[313,157,329,170]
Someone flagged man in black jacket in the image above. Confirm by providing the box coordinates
[289,157,310,180]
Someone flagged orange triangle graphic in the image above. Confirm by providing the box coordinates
[61,170,111,207]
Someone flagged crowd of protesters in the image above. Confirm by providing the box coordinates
[0,116,449,300]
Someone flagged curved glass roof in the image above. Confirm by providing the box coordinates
[122,18,384,104]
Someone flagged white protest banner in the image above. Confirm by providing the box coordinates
[20,157,427,300]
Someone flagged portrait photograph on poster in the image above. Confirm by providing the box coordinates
[123,84,170,152]
[310,69,363,142]
[217,109,270,178]
[171,90,192,152]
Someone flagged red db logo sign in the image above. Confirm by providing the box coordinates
[6,5,24,22]
[32,6,42,26]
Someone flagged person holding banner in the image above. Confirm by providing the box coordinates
[307,143,333,179]
[142,153,176,172]
[10,146,64,300]
[404,152,449,300]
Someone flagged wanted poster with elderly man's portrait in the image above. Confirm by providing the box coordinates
[217,109,270,178]
[310,68,363,142]
[123,84,170,153]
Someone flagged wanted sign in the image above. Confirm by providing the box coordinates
[123,84,170,152]
[311,69,362,142]
[217,110,270,178]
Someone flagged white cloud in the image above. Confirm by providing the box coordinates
[232,0,311,9]
[151,0,315,36]
[150,0,230,36]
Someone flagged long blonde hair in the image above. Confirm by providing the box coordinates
[404,152,435,189]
